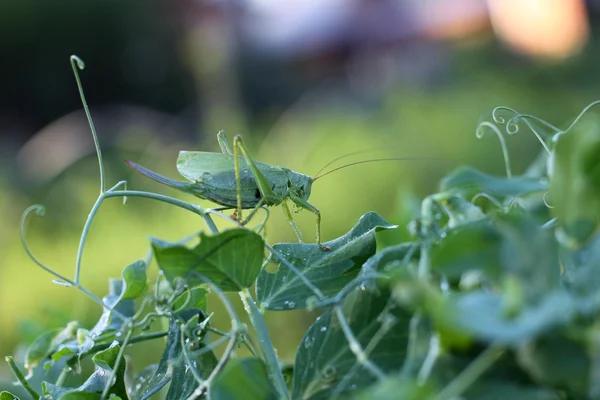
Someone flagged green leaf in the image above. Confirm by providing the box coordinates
[257,212,396,310]
[131,316,218,400]
[79,278,138,355]
[0,392,19,400]
[495,212,561,300]
[442,290,574,345]
[172,286,209,312]
[517,334,590,394]
[120,260,147,301]
[551,113,600,246]
[25,321,78,371]
[431,219,502,280]
[57,392,101,400]
[209,358,278,400]
[465,381,561,400]
[441,166,547,199]
[152,229,264,291]
[353,378,434,400]
[43,343,128,399]
[292,284,410,399]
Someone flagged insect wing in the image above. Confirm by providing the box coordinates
[176,151,282,183]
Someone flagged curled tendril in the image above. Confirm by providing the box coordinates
[492,106,555,155]
[542,191,554,209]
[70,55,85,70]
[492,106,519,125]
[20,205,70,283]
[475,121,512,178]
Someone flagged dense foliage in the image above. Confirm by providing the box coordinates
[5,58,600,400]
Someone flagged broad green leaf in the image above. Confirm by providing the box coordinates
[129,364,161,400]
[441,195,486,229]
[79,279,137,355]
[354,378,434,400]
[56,392,101,400]
[495,212,560,301]
[43,343,128,399]
[209,358,278,400]
[25,321,78,371]
[77,261,146,357]
[0,392,18,400]
[172,286,209,312]
[441,290,574,345]
[257,212,396,310]
[517,334,590,395]
[551,114,600,246]
[292,285,410,399]
[560,232,600,315]
[441,166,547,199]
[152,229,264,291]
[120,260,147,301]
[465,381,561,400]
[131,316,218,400]
[431,219,501,280]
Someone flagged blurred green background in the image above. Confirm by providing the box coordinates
[1,0,599,391]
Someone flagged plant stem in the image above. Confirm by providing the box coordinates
[55,366,70,387]
[106,190,218,233]
[434,344,504,400]
[101,327,133,400]
[83,330,169,359]
[4,356,41,400]
[239,288,289,400]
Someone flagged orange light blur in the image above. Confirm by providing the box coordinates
[487,0,589,60]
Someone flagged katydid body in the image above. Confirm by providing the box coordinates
[127,132,328,250]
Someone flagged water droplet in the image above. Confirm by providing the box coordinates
[440,231,447,238]
[288,301,296,308]
[304,337,313,348]
[322,365,337,381]
[320,326,327,332]
[99,370,105,376]
[202,172,212,181]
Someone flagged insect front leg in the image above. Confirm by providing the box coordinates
[233,135,277,223]
[289,194,330,251]
[281,200,304,243]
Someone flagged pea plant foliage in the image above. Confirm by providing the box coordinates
[5,56,600,400]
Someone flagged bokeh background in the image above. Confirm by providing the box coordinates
[1,0,599,392]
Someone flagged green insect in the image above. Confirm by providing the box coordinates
[127,131,330,250]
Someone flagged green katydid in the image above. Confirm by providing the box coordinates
[127,132,438,251]
[127,131,330,249]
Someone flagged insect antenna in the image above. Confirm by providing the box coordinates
[312,157,450,181]
[313,146,390,177]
